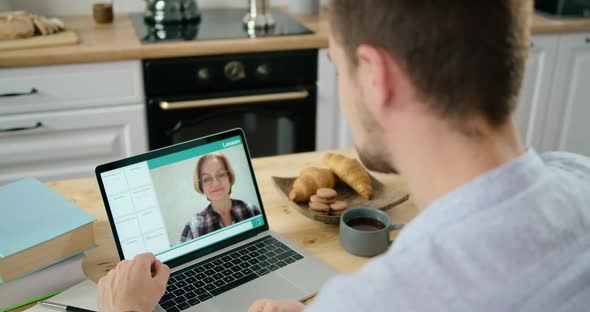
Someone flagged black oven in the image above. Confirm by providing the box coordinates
[143,50,317,158]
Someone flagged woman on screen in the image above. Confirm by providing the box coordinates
[179,153,260,243]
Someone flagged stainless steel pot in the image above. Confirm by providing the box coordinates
[144,0,200,24]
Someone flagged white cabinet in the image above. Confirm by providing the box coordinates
[316,49,339,151]
[0,105,146,184]
[515,35,559,149]
[515,33,590,156]
[0,61,144,115]
[316,48,355,151]
[320,33,590,156]
[0,61,147,183]
[542,33,590,155]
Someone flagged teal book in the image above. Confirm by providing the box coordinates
[0,177,96,259]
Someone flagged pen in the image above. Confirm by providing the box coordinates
[40,301,96,312]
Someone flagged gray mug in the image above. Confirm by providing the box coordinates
[339,207,404,257]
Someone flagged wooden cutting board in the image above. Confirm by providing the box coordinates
[0,30,79,51]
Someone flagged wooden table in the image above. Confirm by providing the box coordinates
[16,148,418,311]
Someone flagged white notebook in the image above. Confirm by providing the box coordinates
[26,279,98,312]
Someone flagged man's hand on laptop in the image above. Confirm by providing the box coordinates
[248,299,304,312]
[98,252,171,312]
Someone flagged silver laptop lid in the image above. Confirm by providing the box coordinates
[95,128,270,268]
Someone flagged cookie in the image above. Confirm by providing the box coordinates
[310,194,336,205]
[316,188,337,200]
[309,201,330,213]
[329,200,348,211]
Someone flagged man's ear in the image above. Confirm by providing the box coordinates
[356,44,395,116]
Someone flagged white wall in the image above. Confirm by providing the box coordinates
[6,0,328,16]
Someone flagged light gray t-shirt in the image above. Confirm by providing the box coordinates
[307,150,590,311]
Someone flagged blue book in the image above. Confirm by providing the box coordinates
[0,177,95,260]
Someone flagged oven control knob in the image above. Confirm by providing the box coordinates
[197,68,210,81]
[224,61,246,81]
[256,64,271,78]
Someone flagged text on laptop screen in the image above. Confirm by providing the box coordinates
[99,135,265,262]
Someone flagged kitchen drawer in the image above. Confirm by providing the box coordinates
[0,105,147,184]
[0,61,143,115]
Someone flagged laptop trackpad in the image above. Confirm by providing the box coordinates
[209,273,305,311]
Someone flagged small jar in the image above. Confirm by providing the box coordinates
[93,0,114,24]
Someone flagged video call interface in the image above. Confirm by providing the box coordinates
[100,135,265,262]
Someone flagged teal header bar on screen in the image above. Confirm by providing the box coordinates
[251,215,265,228]
[148,136,243,169]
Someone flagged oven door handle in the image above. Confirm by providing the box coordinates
[159,89,310,111]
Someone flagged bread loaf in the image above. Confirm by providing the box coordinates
[0,14,35,40]
[0,11,65,40]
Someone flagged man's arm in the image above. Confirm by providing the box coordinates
[98,253,170,312]
[248,299,304,312]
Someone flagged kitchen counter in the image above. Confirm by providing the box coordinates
[57,148,416,281]
[0,10,329,68]
[47,149,418,281]
[532,13,590,34]
[12,148,416,311]
[0,8,589,68]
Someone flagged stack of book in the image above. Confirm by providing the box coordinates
[0,177,96,311]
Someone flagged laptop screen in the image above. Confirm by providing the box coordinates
[98,133,265,263]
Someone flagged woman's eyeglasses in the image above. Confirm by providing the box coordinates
[200,170,229,187]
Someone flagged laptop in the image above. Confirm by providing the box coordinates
[95,128,337,312]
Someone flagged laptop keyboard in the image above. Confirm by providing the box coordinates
[158,236,304,312]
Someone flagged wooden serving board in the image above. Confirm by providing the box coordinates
[271,174,409,224]
[0,30,79,51]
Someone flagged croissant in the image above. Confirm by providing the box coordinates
[289,167,336,202]
[324,153,373,199]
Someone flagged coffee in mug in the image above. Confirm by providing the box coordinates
[339,207,404,257]
[345,217,386,231]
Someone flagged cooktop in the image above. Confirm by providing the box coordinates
[130,8,313,43]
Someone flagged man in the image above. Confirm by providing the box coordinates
[99,1,590,311]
